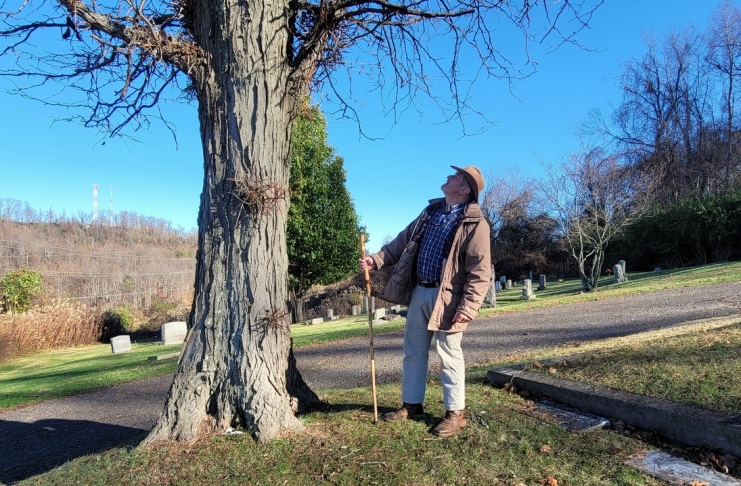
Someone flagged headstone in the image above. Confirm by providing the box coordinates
[483,269,496,308]
[618,259,626,276]
[362,295,369,314]
[494,281,501,293]
[161,321,187,345]
[111,335,131,354]
[499,276,506,286]
[538,274,547,291]
[305,317,324,325]
[505,279,512,290]
[654,267,662,273]
[529,270,533,281]
[520,279,536,300]
[373,308,386,320]
[613,264,628,283]
[326,309,334,318]
[351,305,361,316]
[383,314,402,321]
[324,309,338,321]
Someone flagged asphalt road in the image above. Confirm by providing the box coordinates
[2,281,740,484]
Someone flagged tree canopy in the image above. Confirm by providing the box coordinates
[288,102,363,299]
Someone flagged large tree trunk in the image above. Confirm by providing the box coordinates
[144,0,318,445]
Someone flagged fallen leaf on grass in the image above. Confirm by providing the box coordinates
[540,445,551,453]
[540,476,558,486]
[688,481,709,486]
[548,367,557,374]
[504,382,518,395]
[533,360,543,368]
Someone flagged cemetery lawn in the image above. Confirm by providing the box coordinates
[524,319,741,415]
[479,260,741,317]
[290,315,406,347]
[0,342,182,410]
[19,378,664,486]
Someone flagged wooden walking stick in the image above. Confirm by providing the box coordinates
[360,234,379,422]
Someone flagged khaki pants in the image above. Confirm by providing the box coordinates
[401,285,465,411]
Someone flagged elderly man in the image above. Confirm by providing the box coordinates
[359,165,491,437]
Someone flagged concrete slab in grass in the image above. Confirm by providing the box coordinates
[148,351,181,361]
[627,451,741,485]
[487,366,741,457]
[535,400,609,432]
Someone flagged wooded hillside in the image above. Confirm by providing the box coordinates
[0,198,196,311]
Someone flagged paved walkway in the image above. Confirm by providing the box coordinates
[2,282,740,484]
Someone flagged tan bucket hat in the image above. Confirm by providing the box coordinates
[450,165,485,201]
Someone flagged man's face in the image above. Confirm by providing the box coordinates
[442,171,471,198]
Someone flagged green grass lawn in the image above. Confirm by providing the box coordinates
[290,315,406,347]
[0,341,182,410]
[526,320,741,415]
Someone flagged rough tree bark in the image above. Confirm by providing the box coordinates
[144,0,319,444]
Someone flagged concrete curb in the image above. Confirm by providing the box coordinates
[487,365,741,457]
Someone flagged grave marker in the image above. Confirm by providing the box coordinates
[110,335,131,354]
[161,321,187,345]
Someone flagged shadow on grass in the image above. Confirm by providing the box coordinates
[0,418,147,484]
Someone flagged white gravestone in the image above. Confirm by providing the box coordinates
[520,279,536,300]
[111,335,132,354]
[161,321,187,345]
[613,264,628,284]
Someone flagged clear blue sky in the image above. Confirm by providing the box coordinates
[0,1,728,252]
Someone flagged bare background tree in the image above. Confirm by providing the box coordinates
[588,1,741,204]
[1,0,604,443]
[480,169,565,280]
[707,0,741,191]
[539,143,658,292]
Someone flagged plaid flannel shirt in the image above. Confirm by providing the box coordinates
[416,202,466,283]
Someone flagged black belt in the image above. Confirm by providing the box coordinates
[418,280,439,288]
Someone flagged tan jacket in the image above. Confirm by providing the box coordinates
[370,198,491,332]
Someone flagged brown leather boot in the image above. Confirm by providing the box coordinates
[432,410,467,437]
[382,403,424,422]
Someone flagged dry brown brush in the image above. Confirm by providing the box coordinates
[0,300,101,360]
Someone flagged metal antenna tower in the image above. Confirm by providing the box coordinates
[92,183,99,221]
